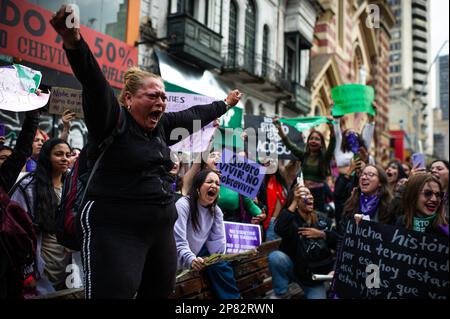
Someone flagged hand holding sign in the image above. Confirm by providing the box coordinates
[49,5,81,49]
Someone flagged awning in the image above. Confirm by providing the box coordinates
[155,49,242,108]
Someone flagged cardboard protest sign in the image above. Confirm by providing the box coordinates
[279,116,331,133]
[216,148,266,199]
[244,115,304,160]
[49,87,84,119]
[223,221,262,254]
[0,65,49,112]
[164,81,216,152]
[331,84,375,117]
[332,219,449,299]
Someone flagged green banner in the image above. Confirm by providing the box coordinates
[331,84,375,116]
[279,116,331,132]
[220,107,243,129]
[212,127,244,151]
[14,64,42,93]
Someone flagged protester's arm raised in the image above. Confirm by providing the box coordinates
[163,90,242,146]
[0,110,39,191]
[50,5,119,140]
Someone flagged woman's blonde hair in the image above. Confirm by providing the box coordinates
[118,67,162,106]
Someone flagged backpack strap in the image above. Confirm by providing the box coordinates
[8,173,34,218]
[8,172,33,197]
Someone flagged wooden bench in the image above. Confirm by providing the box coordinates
[168,239,302,299]
[34,239,305,299]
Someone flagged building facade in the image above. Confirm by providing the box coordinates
[137,0,322,120]
[433,55,449,160]
[388,0,431,157]
[310,0,394,165]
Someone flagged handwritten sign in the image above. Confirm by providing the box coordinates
[0,65,49,111]
[49,87,84,119]
[332,219,449,299]
[244,115,304,160]
[223,221,262,254]
[216,148,266,199]
[331,84,375,116]
[165,81,216,153]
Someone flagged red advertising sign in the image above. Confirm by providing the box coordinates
[0,0,138,89]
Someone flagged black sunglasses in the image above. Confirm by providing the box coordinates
[421,190,445,200]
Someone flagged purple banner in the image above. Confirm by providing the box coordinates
[224,221,262,254]
[216,148,266,199]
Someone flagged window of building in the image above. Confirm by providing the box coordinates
[245,100,254,115]
[228,0,238,67]
[259,104,266,116]
[262,25,269,77]
[29,0,129,41]
[392,31,401,39]
[286,45,295,82]
[390,42,401,51]
[244,0,256,72]
[299,48,310,86]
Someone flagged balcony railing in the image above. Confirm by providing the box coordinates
[167,14,222,69]
[413,50,428,62]
[286,83,312,115]
[222,44,291,93]
[412,7,427,19]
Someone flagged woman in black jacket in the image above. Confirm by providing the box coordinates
[50,6,242,299]
[268,184,336,299]
[0,109,40,299]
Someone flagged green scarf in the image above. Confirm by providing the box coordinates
[413,214,437,233]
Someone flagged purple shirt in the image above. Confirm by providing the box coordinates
[174,196,226,269]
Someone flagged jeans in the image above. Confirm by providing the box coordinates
[265,217,280,241]
[198,246,240,299]
[268,250,327,299]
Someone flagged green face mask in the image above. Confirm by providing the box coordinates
[413,214,437,233]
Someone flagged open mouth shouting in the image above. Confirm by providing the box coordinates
[206,188,218,200]
[424,201,438,214]
[149,110,163,126]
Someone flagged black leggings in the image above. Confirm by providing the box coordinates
[78,199,178,299]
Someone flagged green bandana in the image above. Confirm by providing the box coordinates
[413,214,437,233]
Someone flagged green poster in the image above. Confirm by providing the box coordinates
[279,116,331,132]
[220,106,243,129]
[331,84,375,116]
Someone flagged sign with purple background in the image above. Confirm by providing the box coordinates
[224,222,262,254]
[216,148,266,199]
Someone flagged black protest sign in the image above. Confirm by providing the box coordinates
[244,115,305,160]
[332,220,449,299]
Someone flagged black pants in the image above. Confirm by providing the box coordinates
[78,199,178,299]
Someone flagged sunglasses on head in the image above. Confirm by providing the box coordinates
[421,190,445,200]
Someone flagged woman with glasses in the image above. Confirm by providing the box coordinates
[342,165,393,225]
[397,174,448,237]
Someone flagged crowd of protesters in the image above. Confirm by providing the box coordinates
[0,4,448,300]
